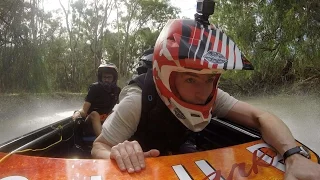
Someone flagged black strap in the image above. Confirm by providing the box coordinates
[128,69,157,113]
[283,146,300,161]
[127,69,159,151]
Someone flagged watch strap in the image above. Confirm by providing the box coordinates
[283,146,301,161]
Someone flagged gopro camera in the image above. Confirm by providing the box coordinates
[196,0,215,16]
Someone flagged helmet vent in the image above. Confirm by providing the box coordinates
[173,108,186,119]
[191,114,200,117]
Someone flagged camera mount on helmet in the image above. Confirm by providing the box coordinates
[194,0,215,25]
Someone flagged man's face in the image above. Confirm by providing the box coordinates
[101,72,114,83]
[174,72,215,105]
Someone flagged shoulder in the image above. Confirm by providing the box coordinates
[91,82,99,86]
[213,88,239,118]
[86,83,99,96]
[216,89,237,100]
[119,83,142,102]
[128,73,147,89]
[88,82,100,89]
[216,88,238,105]
[110,85,142,132]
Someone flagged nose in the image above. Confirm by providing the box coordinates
[195,93,208,104]
[194,84,210,104]
[103,77,113,83]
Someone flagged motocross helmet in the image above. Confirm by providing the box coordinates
[153,19,253,132]
[97,63,118,83]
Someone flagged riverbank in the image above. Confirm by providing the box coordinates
[219,79,320,98]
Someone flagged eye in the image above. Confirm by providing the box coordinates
[206,77,215,83]
[186,78,196,83]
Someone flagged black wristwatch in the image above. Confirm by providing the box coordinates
[283,146,310,162]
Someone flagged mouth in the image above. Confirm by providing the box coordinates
[181,98,206,105]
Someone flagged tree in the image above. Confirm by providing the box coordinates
[113,0,180,77]
[210,0,320,94]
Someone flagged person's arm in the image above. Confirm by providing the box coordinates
[72,101,91,120]
[91,84,160,173]
[92,134,159,173]
[80,101,91,117]
[73,84,95,119]
[225,101,320,179]
[224,101,296,155]
[91,84,142,158]
[92,134,113,159]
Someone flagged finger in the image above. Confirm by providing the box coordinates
[110,146,126,172]
[118,142,135,173]
[144,149,160,157]
[124,141,141,172]
[132,141,145,169]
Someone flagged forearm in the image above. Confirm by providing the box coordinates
[78,109,87,117]
[258,112,297,155]
[72,109,87,119]
[91,141,112,159]
[224,102,320,179]
[78,102,91,117]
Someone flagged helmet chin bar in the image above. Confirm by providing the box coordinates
[169,97,212,132]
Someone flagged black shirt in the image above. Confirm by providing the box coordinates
[85,82,121,115]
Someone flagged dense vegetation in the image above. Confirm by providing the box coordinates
[212,0,320,95]
[0,0,319,95]
[0,0,179,92]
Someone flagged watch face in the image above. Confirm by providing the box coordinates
[300,146,311,159]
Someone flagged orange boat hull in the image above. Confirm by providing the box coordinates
[0,140,318,180]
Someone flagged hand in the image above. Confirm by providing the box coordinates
[110,140,160,173]
[72,111,81,120]
[284,154,320,180]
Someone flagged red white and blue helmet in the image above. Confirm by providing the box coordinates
[153,19,253,132]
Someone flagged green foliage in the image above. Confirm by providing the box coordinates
[211,0,320,95]
[1,0,319,95]
[0,0,179,93]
